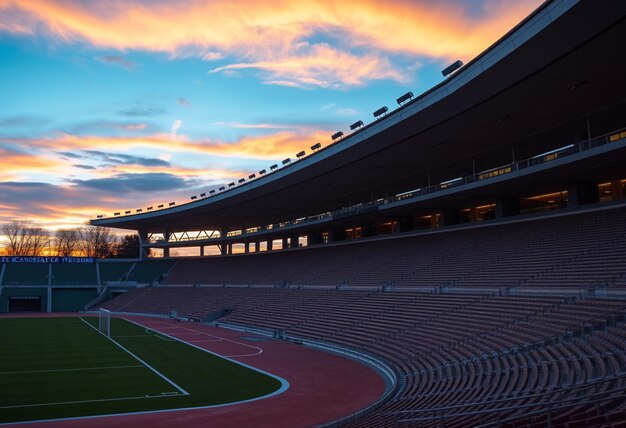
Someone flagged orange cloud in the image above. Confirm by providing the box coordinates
[17,128,329,161]
[0,0,542,87]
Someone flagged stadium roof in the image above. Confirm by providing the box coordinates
[92,0,626,233]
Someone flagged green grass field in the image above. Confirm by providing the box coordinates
[0,317,283,424]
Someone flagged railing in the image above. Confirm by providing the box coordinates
[138,126,625,245]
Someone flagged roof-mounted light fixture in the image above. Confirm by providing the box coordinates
[373,106,388,119]
[396,92,413,105]
[350,120,364,131]
[442,60,463,77]
[331,131,344,141]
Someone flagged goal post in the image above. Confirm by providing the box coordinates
[98,308,111,337]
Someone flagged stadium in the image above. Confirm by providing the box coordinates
[2,0,626,426]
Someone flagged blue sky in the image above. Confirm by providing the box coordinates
[0,0,541,231]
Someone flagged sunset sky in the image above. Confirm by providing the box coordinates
[0,0,543,232]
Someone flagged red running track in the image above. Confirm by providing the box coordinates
[1,314,387,428]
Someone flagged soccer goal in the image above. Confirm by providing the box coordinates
[98,308,111,337]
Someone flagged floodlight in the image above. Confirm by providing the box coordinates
[270,164,278,171]
[200,193,206,198]
[442,60,463,77]
[373,106,388,118]
[147,206,153,210]
[191,195,197,200]
[209,189,216,195]
[238,178,245,184]
[228,182,235,187]
[350,120,364,131]
[157,204,164,209]
[114,212,120,216]
[219,186,225,191]
[396,92,413,105]
[282,158,291,165]
[125,210,131,214]
[97,215,103,218]
[296,151,305,159]
[259,169,267,175]
[331,131,344,141]
[168,202,175,207]
[311,142,321,151]
[136,208,142,213]
[249,174,256,179]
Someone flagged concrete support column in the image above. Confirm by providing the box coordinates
[163,229,171,258]
[219,244,227,255]
[611,180,624,200]
[227,243,233,255]
[568,182,599,207]
[440,209,460,227]
[254,242,260,252]
[398,217,415,232]
[430,214,439,228]
[307,232,323,245]
[199,246,204,257]
[469,208,478,222]
[282,237,288,249]
[244,242,250,253]
[330,229,346,242]
[267,240,273,251]
[290,235,299,248]
[361,223,377,238]
[138,228,149,260]
[495,197,520,219]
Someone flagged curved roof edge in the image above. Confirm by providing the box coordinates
[92,0,578,229]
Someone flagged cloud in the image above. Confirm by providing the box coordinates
[0,0,543,88]
[0,180,201,229]
[97,55,136,70]
[73,164,96,170]
[208,43,406,89]
[335,108,358,116]
[9,126,331,162]
[176,98,191,107]
[117,107,167,117]
[170,119,182,140]
[67,120,150,134]
[83,150,171,167]
[202,51,224,61]
[69,172,201,193]
[0,115,49,128]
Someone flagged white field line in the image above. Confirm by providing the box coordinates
[0,365,143,376]
[0,392,182,410]
[78,317,189,396]
[172,325,263,357]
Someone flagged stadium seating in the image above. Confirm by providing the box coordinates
[51,263,98,285]
[1,263,49,286]
[99,206,626,425]
[98,261,135,283]
[165,206,626,291]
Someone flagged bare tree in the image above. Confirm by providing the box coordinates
[28,227,49,256]
[54,228,81,256]
[79,226,116,258]
[1,221,49,256]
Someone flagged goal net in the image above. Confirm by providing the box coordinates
[98,308,111,337]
